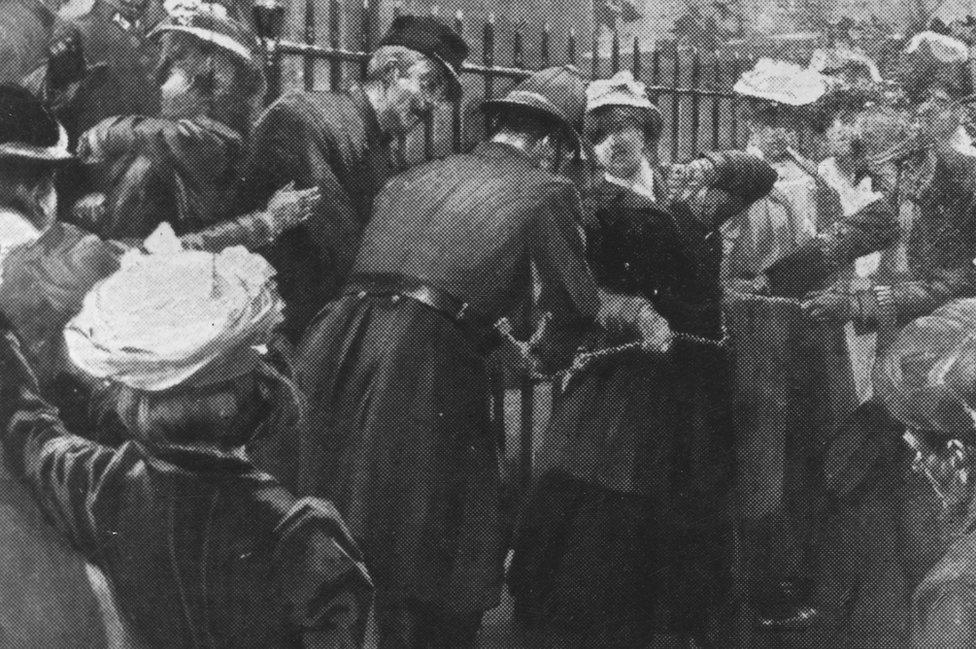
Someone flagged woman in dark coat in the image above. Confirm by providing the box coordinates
[508,71,777,649]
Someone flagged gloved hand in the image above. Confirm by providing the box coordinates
[635,302,673,353]
[72,193,108,231]
[663,158,716,205]
[801,289,854,325]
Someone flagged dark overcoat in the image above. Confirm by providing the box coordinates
[0,335,374,649]
[235,90,391,341]
[293,141,598,614]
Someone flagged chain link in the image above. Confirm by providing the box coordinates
[498,323,731,384]
[500,292,802,384]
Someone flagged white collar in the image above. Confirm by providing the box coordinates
[817,157,883,216]
[605,157,656,201]
[0,210,41,286]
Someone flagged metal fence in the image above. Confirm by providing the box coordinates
[257,3,751,488]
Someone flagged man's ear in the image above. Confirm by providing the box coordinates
[381,58,402,88]
[535,134,551,162]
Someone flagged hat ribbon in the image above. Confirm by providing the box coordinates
[0,123,71,161]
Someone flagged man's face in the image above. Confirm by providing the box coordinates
[383,61,447,136]
[591,123,646,179]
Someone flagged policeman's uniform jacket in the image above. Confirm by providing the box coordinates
[69,0,162,119]
[294,140,598,615]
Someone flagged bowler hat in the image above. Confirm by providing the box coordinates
[481,65,587,149]
[378,15,469,100]
[0,83,72,163]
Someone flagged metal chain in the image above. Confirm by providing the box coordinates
[501,292,806,383]
[498,321,732,384]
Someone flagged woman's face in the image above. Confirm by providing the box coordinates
[592,123,646,179]
[33,174,58,232]
[824,116,859,160]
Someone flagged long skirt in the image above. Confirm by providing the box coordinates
[294,295,505,615]
[510,339,735,638]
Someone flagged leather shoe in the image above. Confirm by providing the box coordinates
[754,580,823,632]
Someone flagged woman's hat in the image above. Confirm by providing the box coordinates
[378,15,469,101]
[734,58,832,106]
[151,2,260,73]
[875,298,976,436]
[585,70,664,139]
[0,83,72,163]
[65,224,283,392]
[481,65,588,149]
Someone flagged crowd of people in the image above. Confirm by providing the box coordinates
[5,0,976,648]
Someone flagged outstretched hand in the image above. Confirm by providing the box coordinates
[801,289,853,325]
[262,183,321,238]
[72,192,108,231]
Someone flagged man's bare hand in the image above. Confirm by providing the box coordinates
[262,183,321,238]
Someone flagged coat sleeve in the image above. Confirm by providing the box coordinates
[238,102,363,280]
[764,192,901,299]
[273,497,374,649]
[0,329,119,561]
[528,180,601,371]
[890,270,976,327]
[80,116,240,166]
[701,150,779,205]
[679,151,778,231]
[851,266,976,333]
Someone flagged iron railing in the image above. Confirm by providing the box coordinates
[257,2,753,488]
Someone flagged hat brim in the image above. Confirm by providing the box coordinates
[0,123,74,163]
[149,23,255,68]
[481,96,582,149]
[426,51,463,101]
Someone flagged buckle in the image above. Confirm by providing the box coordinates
[457,302,469,321]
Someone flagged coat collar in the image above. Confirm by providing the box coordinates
[472,140,539,166]
[349,86,386,146]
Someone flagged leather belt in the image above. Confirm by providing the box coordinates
[343,272,498,348]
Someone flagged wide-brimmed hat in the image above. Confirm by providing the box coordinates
[150,3,261,74]
[734,58,833,106]
[0,83,72,163]
[586,70,664,139]
[875,298,976,436]
[481,65,588,149]
[378,15,469,101]
[65,224,283,392]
